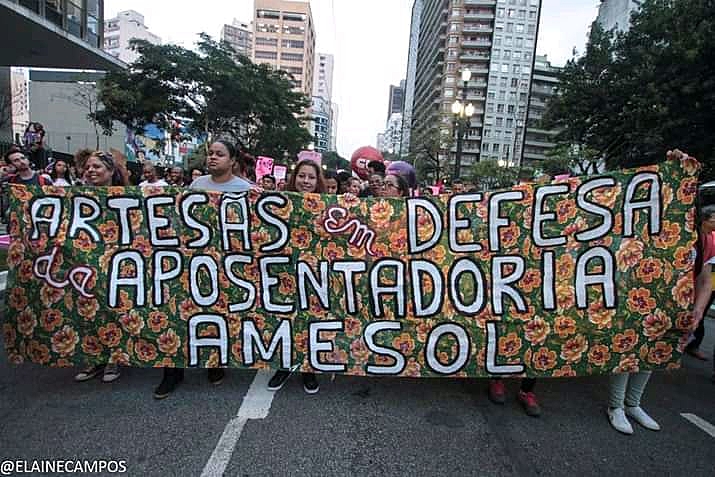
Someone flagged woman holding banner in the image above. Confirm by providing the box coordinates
[267,159,326,394]
[74,151,128,384]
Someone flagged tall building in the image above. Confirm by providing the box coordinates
[401,0,424,158]
[312,53,338,152]
[380,113,404,154]
[408,0,542,177]
[10,69,29,141]
[221,19,253,58]
[523,55,560,165]
[311,95,331,153]
[252,0,316,98]
[103,10,161,63]
[313,53,334,100]
[597,0,642,33]
[387,81,405,121]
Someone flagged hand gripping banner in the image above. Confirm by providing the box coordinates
[2,155,700,378]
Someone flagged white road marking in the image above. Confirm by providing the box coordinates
[681,413,715,438]
[201,370,276,477]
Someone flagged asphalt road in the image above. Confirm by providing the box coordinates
[0,316,713,477]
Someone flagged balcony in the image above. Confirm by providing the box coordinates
[464,12,495,21]
[461,40,491,49]
[464,0,495,6]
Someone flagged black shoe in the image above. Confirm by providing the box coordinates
[267,370,291,391]
[302,372,319,394]
[154,368,184,400]
[208,368,225,385]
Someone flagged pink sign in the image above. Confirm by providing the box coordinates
[297,150,322,166]
[256,156,274,181]
[273,165,288,181]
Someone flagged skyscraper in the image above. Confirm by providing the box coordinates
[313,53,338,151]
[407,0,542,176]
[387,81,405,121]
[103,10,161,64]
[596,0,642,33]
[401,0,424,158]
[252,0,316,98]
[221,19,253,58]
[523,55,560,164]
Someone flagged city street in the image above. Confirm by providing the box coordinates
[0,314,713,477]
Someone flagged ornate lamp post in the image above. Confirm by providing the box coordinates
[452,69,474,180]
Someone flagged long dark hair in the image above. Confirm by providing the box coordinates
[287,159,326,193]
[386,173,410,197]
[49,159,72,182]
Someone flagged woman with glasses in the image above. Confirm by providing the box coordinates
[380,173,410,198]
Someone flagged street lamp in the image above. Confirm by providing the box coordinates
[452,69,474,180]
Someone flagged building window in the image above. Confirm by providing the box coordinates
[281,52,304,62]
[256,37,278,46]
[497,8,504,17]
[282,39,305,49]
[255,50,278,60]
[493,144,500,152]
[283,12,306,22]
[44,0,63,27]
[496,117,504,126]
[257,9,281,19]
[507,105,515,114]
[444,89,454,98]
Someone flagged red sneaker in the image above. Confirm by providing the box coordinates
[518,391,541,417]
[488,379,506,404]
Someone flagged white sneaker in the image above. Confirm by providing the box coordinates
[607,407,634,435]
[625,406,661,431]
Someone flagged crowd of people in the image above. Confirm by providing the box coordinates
[0,142,712,435]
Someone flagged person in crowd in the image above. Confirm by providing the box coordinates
[48,159,73,186]
[74,148,94,184]
[277,179,286,191]
[452,180,465,194]
[261,174,277,191]
[267,159,324,395]
[140,163,168,187]
[368,160,386,177]
[346,177,362,196]
[235,149,256,183]
[361,173,384,197]
[323,170,339,195]
[168,167,185,187]
[4,147,53,186]
[685,204,715,361]
[74,151,128,384]
[23,122,46,169]
[336,171,353,194]
[154,140,254,400]
[380,173,410,198]
[190,168,204,183]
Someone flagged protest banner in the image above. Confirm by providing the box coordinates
[1,156,699,378]
[255,157,274,182]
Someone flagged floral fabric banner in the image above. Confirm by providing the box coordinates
[2,157,699,377]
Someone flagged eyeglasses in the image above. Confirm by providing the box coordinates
[383,182,399,189]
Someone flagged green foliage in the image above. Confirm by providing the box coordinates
[321,151,350,171]
[94,34,312,160]
[407,126,453,182]
[543,0,715,179]
[470,160,518,191]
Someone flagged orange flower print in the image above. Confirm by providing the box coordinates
[647,342,673,365]
[588,301,615,330]
[51,325,79,357]
[587,344,611,367]
[614,353,639,373]
[323,241,346,261]
[290,228,313,249]
[81,336,104,356]
[552,365,577,377]
[498,332,523,357]
[98,322,123,347]
[560,334,588,363]
[16,308,37,337]
[7,241,25,268]
[77,297,99,320]
[27,340,51,365]
[555,284,575,311]
[653,221,681,249]
[556,198,577,224]
[672,246,693,271]
[520,269,541,294]
[392,333,416,356]
[119,311,145,336]
[8,287,28,311]
[148,311,169,333]
[556,254,575,280]
[612,329,638,353]
[278,273,296,295]
[500,222,521,249]
[635,258,663,284]
[72,233,97,253]
[554,316,577,337]
[98,221,119,244]
[135,339,158,362]
[615,238,644,271]
[642,310,671,341]
[532,347,557,371]
[672,274,693,309]
[301,194,326,214]
[369,201,394,228]
[674,311,695,333]
[524,318,551,346]
[39,309,63,332]
[626,288,656,315]
[350,339,370,362]
[158,329,181,356]
[676,177,697,205]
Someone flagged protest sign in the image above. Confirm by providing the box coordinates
[2,157,698,377]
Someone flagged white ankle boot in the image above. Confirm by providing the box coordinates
[607,407,634,435]
[625,406,661,431]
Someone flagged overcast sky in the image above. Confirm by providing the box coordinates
[106,0,601,158]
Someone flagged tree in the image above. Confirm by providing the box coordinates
[94,34,312,160]
[321,151,350,171]
[470,160,518,191]
[543,0,715,179]
[543,143,603,176]
[407,126,453,183]
[61,80,106,150]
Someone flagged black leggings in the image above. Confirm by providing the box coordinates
[686,292,715,350]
